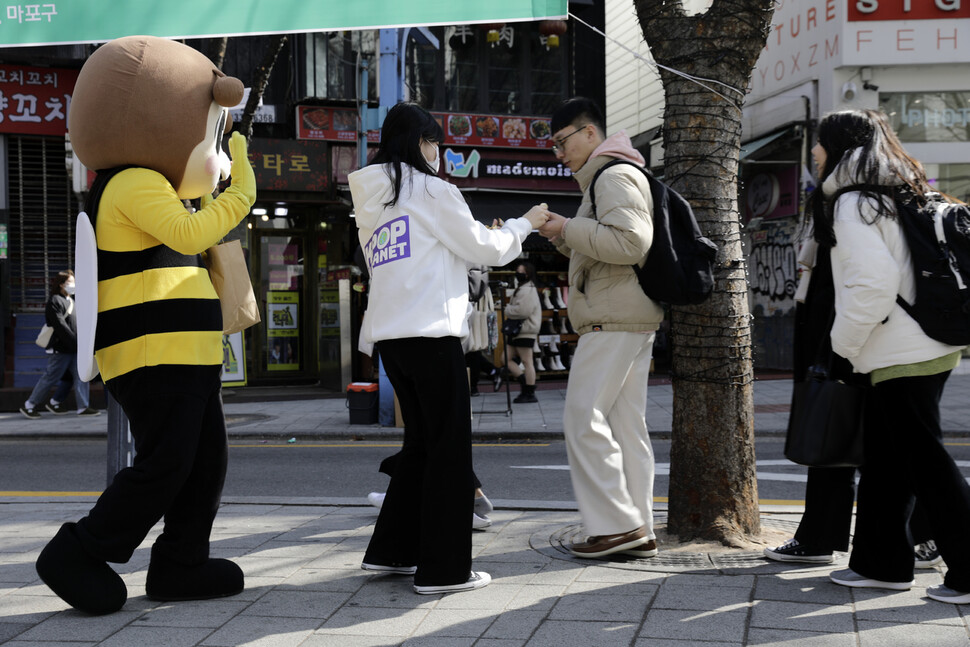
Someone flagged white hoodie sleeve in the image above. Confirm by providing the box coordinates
[829,193,901,360]
[431,182,531,266]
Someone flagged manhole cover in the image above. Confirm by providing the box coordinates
[533,514,831,574]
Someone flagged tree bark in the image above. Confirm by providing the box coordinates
[633,0,775,544]
[238,35,288,142]
[207,37,228,69]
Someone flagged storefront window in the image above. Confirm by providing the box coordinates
[487,26,522,114]
[406,31,440,109]
[445,26,479,112]
[303,31,377,100]
[881,92,970,143]
[261,236,304,372]
[925,163,970,203]
[530,34,566,117]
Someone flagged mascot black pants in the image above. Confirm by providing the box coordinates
[75,364,227,567]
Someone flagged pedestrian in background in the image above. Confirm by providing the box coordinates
[349,101,549,594]
[538,97,662,559]
[503,260,542,403]
[809,109,970,603]
[20,270,100,419]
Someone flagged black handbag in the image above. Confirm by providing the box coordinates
[784,365,866,468]
[501,317,524,337]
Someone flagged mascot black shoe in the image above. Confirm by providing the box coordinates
[34,35,257,614]
[146,545,244,601]
[35,523,127,615]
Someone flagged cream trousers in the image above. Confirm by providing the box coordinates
[563,330,656,537]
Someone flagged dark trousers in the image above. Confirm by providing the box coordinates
[796,467,932,553]
[365,337,474,586]
[75,365,227,566]
[849,371,970,590]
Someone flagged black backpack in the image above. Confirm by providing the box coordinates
[590,159,717,305]
[834,185,970,346]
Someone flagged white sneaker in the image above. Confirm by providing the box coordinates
[361,562,416,575]
[829,568,913,590]
[474,494,494,516]
[367,492,385,509]
[473,513,492,529]
[928,584,970,604]
[414,571,491,595]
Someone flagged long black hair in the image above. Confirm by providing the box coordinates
[513,260,538,296]
[369,101,444,208]
[811,109,932,247]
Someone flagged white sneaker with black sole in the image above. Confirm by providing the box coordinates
[829,568,913,590]
[414,571,491,595]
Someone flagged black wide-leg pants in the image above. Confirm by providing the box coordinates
[364,336,474,586]
[75,365,227,567]
[849,371,970,591]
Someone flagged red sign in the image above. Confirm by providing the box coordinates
[434,112,553,150]
[296,105,554,150]
[296,106,378,143]
[0,64,77,136]
[847,0,970,21]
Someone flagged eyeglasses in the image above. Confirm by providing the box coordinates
[551,125,588,154]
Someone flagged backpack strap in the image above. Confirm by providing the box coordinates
[589,158,651,218]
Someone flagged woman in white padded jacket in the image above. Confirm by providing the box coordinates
[812,109,969,604]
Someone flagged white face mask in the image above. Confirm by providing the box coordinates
[426,143,440,175]
[64,283,76,295]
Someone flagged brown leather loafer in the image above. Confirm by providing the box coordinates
[568,526,647,558]
[622,539,658,558]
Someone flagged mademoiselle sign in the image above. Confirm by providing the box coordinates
[0,1,567,46]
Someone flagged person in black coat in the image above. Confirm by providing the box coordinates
[20,270,100,419]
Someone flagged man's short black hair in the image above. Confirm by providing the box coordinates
[551,97,605,136]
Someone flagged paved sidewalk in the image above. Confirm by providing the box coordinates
[2,373,970,645]
[2,501,969,646]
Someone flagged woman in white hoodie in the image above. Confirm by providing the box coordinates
[349,102,549,595]
[812,110,970,604]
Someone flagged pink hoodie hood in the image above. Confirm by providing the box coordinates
[590,130,645,166]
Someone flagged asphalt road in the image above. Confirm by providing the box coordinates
[9,437,970,504]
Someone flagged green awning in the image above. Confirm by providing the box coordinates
[0,0,568,47]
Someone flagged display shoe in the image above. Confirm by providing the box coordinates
[565,317,576,334]
[542,288,555,310]
[535,355,547,372]
[551,309,561,331]
[561,343,573,369]
[550,353,566,371]
[552,287,566,309]
[569,527,648,558]
[414,571,491,595]
[367,492,386,509]
[548,339,560,353]
[146,545,244,601]
[533,338,541,352]
[361,562,417,575]
[539,319,553,335]
[36,522,127,615]
[560,317,570,335]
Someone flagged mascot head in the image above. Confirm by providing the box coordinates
[68,35,245,199]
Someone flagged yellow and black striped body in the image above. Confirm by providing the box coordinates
[93,168,251,382]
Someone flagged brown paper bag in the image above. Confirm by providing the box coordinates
[205,239,261,335]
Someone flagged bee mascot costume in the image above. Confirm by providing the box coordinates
[35,36,257,615]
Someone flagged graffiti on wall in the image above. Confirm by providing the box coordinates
[749,218,799,317]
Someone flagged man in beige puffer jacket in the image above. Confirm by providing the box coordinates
[539,97,664,559]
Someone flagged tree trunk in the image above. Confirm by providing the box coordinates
[207,37,228,69]
[238,35,288,142]
[633,0,775,544]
